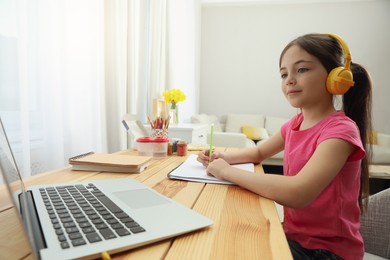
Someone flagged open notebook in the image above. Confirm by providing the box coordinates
[0,117,212,260]
[168,154,255,185]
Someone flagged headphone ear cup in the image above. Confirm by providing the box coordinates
[326,67,354,95]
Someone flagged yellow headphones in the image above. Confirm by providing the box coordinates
[326,33,355,95]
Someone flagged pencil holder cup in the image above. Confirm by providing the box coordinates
[151,128,168,138]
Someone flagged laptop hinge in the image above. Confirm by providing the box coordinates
[19,191,47,256]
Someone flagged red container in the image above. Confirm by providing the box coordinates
[177,142,187,156]
[136,137,154,156]
[152,136,169,158]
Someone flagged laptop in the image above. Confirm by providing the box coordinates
[0,117,213,260]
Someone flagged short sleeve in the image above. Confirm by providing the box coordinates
[318,119,365,161]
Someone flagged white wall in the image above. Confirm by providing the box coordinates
[199,0,390,133]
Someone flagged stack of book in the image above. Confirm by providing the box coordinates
[69,152,152,173]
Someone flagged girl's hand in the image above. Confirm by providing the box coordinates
[197,149,225,167]
[206,158,231,180]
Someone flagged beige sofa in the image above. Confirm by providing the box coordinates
[191,113,390,167]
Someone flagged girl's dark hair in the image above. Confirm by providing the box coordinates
[279,33,373,211]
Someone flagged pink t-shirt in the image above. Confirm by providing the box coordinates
[281,111,365,260]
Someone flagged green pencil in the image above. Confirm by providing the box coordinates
[209,123,214,163]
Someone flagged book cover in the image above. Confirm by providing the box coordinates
[69,152,153,173]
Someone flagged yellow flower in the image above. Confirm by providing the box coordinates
[163,89,186,108]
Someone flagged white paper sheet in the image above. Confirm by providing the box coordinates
[168,154,254,185]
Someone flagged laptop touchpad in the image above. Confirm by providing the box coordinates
[114,189,170,209]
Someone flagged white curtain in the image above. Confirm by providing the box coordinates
[0,0,200,177]
[0,0,107,177]
[105,0,201,151]
[166,0,200,123]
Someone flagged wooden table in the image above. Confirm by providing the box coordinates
[0,147,292,259]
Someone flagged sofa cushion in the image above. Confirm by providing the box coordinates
[368,130,378,145]
[225,114,265,133]
[377,133,390,147]
[371,145,390,164]
[191,114,222,132]
[265,116,289,136]
[241,126,267,141]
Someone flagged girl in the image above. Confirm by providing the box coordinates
[197,33,372,259]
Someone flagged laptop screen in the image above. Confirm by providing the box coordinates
[0,117,35,259]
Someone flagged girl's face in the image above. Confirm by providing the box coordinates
[279,45,331,109]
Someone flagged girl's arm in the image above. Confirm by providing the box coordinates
[207,138,355,208]
[198,131,285,166]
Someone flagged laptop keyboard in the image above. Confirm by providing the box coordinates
[39,183,146,249]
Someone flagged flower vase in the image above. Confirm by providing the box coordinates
[169,105,179,125]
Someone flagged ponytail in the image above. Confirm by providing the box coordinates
[343,62,373,211]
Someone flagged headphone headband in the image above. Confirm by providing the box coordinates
[327,33,352,69]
